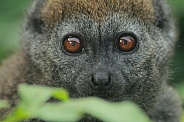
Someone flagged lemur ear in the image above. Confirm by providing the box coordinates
[25,0,45,34]
[152,0,173,30]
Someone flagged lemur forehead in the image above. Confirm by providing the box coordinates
[42,0,155,26]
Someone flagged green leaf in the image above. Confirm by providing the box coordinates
[18,84,69,105]
[182,111,184,122]
[35,98,150,122]
[77,98,150,122]
[3,84,69,122]
[36,102,82,122]
[3,84,150,122]
[3,106,30,122]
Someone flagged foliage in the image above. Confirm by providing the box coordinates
[177,82,184,102]
[2,84,150,122]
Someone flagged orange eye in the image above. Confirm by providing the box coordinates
[63,36,83,53]
[117,34,138,52]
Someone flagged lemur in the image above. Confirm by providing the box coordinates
[0,0,181,121]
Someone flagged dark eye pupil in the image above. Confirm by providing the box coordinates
[121,39,128,45]
[70,41,76,46]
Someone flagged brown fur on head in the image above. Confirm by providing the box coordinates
[42,0,155,26]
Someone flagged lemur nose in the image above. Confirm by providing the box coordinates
[91,72,113,91]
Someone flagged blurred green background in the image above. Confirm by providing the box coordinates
[0,0,184,105]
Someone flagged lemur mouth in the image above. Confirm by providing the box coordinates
[88,91,121,102]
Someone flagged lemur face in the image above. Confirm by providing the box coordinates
[23,0,176,111]
[48,14,153,99]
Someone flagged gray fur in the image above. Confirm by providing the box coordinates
[0,0,182,122]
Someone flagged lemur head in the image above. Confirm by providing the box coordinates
[22,0,176,112]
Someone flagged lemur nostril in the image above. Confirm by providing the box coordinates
[105,75,111,86]
[91,75,98,87]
